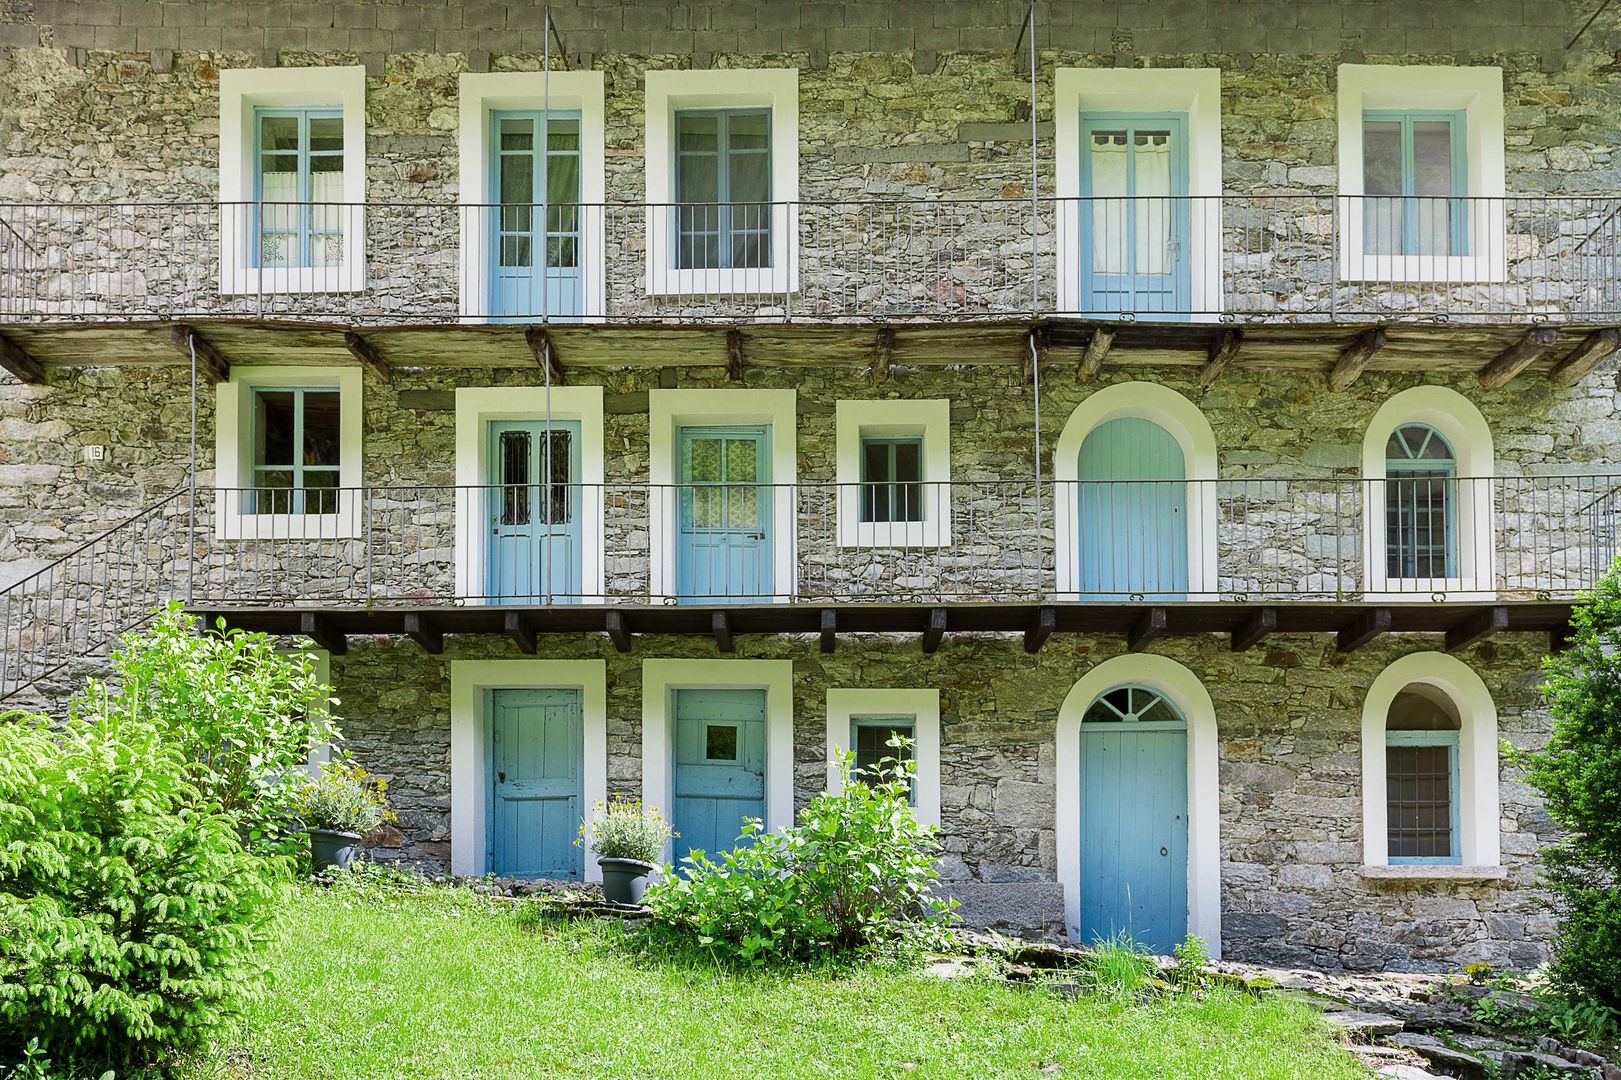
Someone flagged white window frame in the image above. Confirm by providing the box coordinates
[453,385,606,604]
[1359,652,1502,877]
[1361,386,1496,600]
[647,388,797,603]
[214,365,363,540]
[1337,64,1506,284]
[448,659,610,881]
[218,66,367,295]
[643,68,799,297]
[824,688,941,829]
[641,658,795,864]
[457,71,608,322]
[834,399,950,549]
[1053,67,1224,321]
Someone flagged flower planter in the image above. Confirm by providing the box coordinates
[598,857,655,906]
[309,828,363,874]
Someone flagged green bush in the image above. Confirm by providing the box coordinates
[646,739,955,965]
[577,798,673,864]
[1521,563,1621,1011]
[292,758,395,836]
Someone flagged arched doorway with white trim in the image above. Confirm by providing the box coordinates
[1054,383,1219,600]
[1056,654,1222,956]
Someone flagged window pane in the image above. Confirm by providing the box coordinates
[302,469,340,514]
[727,111,769,149]
[676,112,720,152]
[678,153,719,204]
[500,118,534,152]
[498,429,531,526]
[1387,744,1454,859]
[300,391,341,467]
[1412,120,1456,197]
[254,391,296,467]
[546,118,580,152]
[1363,121,1403,196]
[861,440,893,484]
[545,430,572,525]
[854,722,914,782]
[892,441,922,483]
[259,114,300,153]
[705,724,738,761]
[308,116,344,154]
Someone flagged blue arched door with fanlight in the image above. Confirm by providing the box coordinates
[1079,685,1188,953]
[1076,417,1188,599]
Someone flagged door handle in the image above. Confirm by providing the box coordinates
[1160,847,1169,857]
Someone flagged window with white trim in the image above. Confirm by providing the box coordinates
[850,715,916,805]
[1385,689,1461,865]
[1384,423,1458,580]
[254,108,346,269]
[825,688,940,829]
[250,386,342,514]
[1362,110,1467,258]
[835,399,950,548]
[674,108,772,270]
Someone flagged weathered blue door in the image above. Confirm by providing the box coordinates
[490,109,582,322]
[1079,685,1188,954]
[676,427,773,603]
[488,688,584,879]
[672,688,766,861]
[1079,114,1190,319]
[1076,417,1188,600]
[486,419,581,603]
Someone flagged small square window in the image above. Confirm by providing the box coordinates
[859,436,924,524]
[704,723,739,762]
[852,717,915,805]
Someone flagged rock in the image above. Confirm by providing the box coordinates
[1500,1051,1591,1078]
[1378,1065,1442,1080]
[1324,1009,1406,1037]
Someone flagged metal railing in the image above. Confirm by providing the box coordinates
[2,196,1619,323]
[4,475,1616,700]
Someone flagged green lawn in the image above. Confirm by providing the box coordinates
[187,885,1370,1080]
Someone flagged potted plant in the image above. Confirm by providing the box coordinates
[293,759,395,874]
[577,798,673,905]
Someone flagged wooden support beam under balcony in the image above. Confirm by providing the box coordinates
[605,610,633,653]
[300,612,346,655]
[1077,326,1114,383]
[505,611,537,654]
[1446,605,1508,653]
[1327,327,1387,392]
[727,329,745,381]
[712,610,734,652]
[921,608,947,653]
[1231,606,1276,652]
[1336,607,1391,653]
[402,613,442,654]
[1478,326,1559,389]
[820,609,837,654]
[526,327,564,384]
[870,328,895,384]
[168,324,229,383]
[1548,326,1621,387]
[1024,605,1056,653]
[1128,606,1167,652]
[345,330,391,384]
[0,333,45,384]
[1198,328,1243,388]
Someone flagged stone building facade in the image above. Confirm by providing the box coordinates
[2,0,1619,971]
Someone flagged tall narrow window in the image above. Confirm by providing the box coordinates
[1362,110,1467,257]
[1385,423,1457,579]
[1385,688,1461,864]
[860,436,923,524]
[674,108,772,270]
[251,387,341,514]
[491,111,583,320]
[852,716,916,804]
[255,107,345,269]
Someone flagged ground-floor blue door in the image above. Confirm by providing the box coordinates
[1076,416,1188,599]
[488,688,583,879]
[486,419,581,603]
[1079,685,1188,954]
[672,688,766,861]
[676,426,773,603]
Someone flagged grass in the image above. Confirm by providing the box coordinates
[185,884,1371,1080]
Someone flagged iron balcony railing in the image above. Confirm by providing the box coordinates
[4,474,1618,697]
[2,196,1619,324]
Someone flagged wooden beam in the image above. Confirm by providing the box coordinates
[504,611,537,654]
[726,329,745,381]
[1336,607,1391,653]
[0,334,45,384]
[401,613,443,654]
[1198,328,1243,388]
[345,330,391,384]
[169,324,229,383]
[1023,325,1049,386]
[1327,327,1387,392]
[1231,606,1277,652]
[921,607,947,654]
[1023,605,1056,654]
[1077,326,1115,384]
[605,610,632,654]
[1478,325,1559,389]
[819,608,837,654]
[299,612,347,656]
[1446,605,1508,653]
[525,326,564,383]
[1549,326,1621,387]
[711,610,734,653]
[1127,606,1166,652]
[871,327,895,385]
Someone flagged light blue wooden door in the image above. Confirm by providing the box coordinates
[672,688,766,861]
[1079,686,1188,954]
[490,110,583,322]
[676,427,773,603]
[1079,114,1190,319]
[486,420,581,603]
[488,688,584,879]
[1077,417,1188,599]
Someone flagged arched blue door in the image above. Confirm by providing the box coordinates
[1076,417,1188,599]
[1079,685,1188,953]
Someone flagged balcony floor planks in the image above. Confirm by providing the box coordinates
[192,600,1575,647]
[2,318,1614,380]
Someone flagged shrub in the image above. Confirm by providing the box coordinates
[0,705,288,1071]
[292,758,395,836]
[577,798,673,864]
[646,739,955,965]
[1520,564,1621,1010]
[107,603,337,852]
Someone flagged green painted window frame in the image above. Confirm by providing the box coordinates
[1385,728,1461,865]
[253,106,344,268]
[1361,108,1469,257]
[673,107,773,269]
[859,435,924,524]
[850,715,916,806]
[249,385,341,516]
